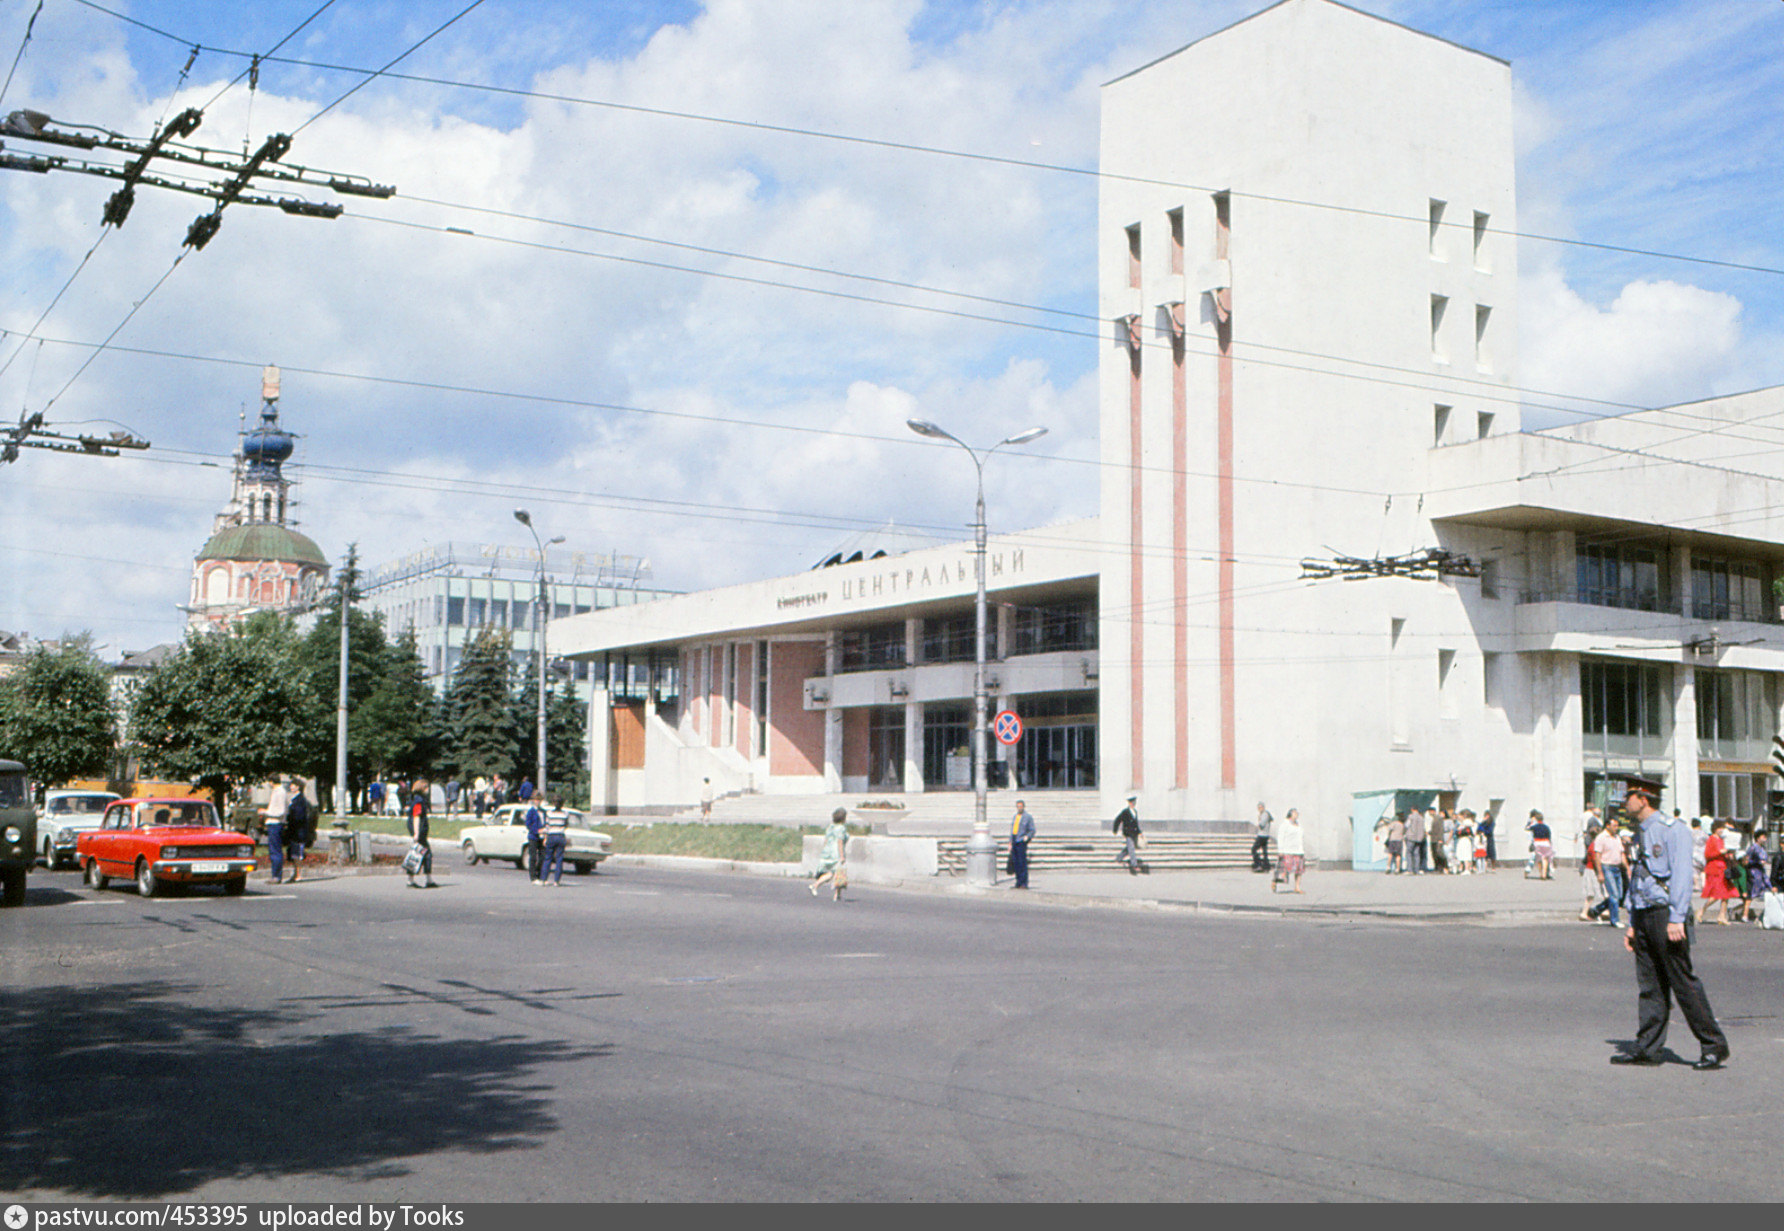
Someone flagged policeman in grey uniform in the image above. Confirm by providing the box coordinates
[1611,775,1729,1069]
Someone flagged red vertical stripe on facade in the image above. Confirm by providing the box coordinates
[1172,320,1188,790]
[1217,295,1236,792]
[1128,335,1145,789]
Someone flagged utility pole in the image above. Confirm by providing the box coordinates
[513,510,563,800]
[334,544,360,817]
[906,418,1049,886]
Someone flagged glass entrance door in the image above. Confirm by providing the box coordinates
[868,707,905,790]
[1015,724,1097,789]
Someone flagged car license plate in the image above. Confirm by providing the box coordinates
[190,861,229,874]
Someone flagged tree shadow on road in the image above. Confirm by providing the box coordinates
[0,980,611,1198]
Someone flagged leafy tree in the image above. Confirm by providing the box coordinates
[128,616,327,809]
[445,627,519,782]
[0,638,117,789]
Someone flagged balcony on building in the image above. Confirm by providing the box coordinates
[1427,427,1784,664]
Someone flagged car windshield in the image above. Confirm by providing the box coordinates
[138,802,217,827]
[0,772,28,807]
[51,795,113,814]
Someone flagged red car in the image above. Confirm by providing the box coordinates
[78,797,257,897]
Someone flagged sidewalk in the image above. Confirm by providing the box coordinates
[604,849,1598,924]
[965,864,1595,923]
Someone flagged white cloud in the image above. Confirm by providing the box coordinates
[1520,265,1743,413]
[1,1,1779,655]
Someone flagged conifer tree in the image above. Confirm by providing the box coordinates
[448,627,519,782]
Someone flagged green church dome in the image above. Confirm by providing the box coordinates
[196,523,328,568]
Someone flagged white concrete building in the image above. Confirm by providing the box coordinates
[361,543,675,702]
[553,0,1784,864]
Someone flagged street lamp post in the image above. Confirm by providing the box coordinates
[906,418,1048,887]
[513,510,564,801]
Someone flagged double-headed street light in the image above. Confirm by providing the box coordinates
[514,509,565,801]
[906,418,1048,886]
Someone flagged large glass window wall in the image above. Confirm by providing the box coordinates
[1581,659,1670,765]
[838,623,906,673]
[1010,601,1097,656]
[1695,668,1773,763]
[1700,772,1768,823]
[1576,538,1670,613]
[920,614,994,664]
[1691,556,1775,624]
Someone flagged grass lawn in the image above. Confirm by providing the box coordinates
[321,815,864,863]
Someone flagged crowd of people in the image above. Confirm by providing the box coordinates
[1374,806,1497,875]
[1578,804,1781,928]
[350,773,528,820]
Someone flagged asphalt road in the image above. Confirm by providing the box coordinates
[3,853,1781,1203]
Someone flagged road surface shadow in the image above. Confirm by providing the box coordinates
[0,980,611,1198]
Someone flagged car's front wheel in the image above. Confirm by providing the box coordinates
[574,862,592,875]
[0,867,24,907]
[463,841,480,866]
[222,876,246,896]
[136,860,161,898]
[85,859,109,890]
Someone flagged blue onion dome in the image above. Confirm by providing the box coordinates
[241,402,294,479]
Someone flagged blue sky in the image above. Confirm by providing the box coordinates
[1,0,1780,654]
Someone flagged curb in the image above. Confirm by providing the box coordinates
[605,853,806,879]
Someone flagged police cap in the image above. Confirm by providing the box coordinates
[1620,774,1662,802]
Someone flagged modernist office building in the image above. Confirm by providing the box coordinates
[554,0,1784,863]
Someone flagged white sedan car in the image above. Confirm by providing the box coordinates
[38,789,120,869]
[458,803,612,874]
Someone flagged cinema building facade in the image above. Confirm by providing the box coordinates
[554,0,1784,864]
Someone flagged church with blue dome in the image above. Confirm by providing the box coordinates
[186,366,330,629]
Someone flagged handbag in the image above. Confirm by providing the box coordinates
[1763,890,1784,931]
[1135,831,1148,850]
[402,842,428,875]
[833,865,848,889]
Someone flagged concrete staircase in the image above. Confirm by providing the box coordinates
[937,833,1258,875]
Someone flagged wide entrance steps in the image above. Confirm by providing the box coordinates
[937,832,1257,875]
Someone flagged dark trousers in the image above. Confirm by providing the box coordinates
[525,838,542,880]
[1629,906,1727,1059]
[265,822,285,880]
[543,834,566,883]
[1010,838,1029,888]
[1250,835,1270,871]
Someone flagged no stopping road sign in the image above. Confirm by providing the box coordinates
[993,710,1023,745]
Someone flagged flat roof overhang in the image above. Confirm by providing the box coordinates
[553,518,1102,658]
[1424,433,1784,558]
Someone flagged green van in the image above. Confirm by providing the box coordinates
[0,759,34,906]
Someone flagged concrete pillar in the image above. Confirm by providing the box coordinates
[904,619,923,794]
[904,700,924,794]
[587,680,616,815]
[823,632,842,792]
[1672,662,1698,824]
